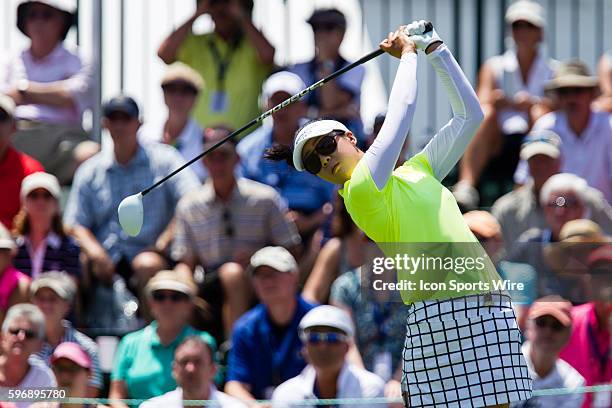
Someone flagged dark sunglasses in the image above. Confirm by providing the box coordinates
[557,87,591,96]
[106,112,134,122]
[303,130,345,175]
[534,317,565,332]
[312,23,342,32]
[511,21,538,30]
[152,291,190,302]
[546,197,579,209]
[223,208,234,237]
[162,83,198,96]
[8,327,38,339]
[27,10,57,21]
[53,363,84,374]
[301,331,347,344]
[0,110,10,123]
[27,190,54,200]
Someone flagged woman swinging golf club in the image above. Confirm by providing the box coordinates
[266,21,532,407]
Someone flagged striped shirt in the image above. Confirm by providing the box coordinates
[35,320,103,389]
[172,178,301,270]
[13,233,81,279]
[64,143,200,263]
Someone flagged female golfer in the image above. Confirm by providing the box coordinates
[266,21,532,407]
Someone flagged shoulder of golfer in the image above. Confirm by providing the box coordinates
[420,43,485,181]
[364,29,418,190]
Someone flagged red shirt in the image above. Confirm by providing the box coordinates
[0,146,44,229]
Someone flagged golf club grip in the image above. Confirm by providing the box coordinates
[141,22,432,196]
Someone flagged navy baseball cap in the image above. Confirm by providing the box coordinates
[307,8,346,29]
[103,95,140,118]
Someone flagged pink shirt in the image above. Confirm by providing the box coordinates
[560,302,611,407]
[0,265,31,311]
[0,44,92,125]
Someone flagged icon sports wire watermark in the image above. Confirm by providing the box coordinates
[357,241,611,304]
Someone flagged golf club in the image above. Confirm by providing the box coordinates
[118,22,433,236]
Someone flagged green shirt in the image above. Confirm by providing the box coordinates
[111,322,216,399]
[178,31,271,131]
[339,153,501,303]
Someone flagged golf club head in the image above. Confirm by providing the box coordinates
[118,193,144,237]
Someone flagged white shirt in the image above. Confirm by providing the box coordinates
[0,356,57,408]
[514,110,612,202]
[139,118,208,182]
[271,362,385,408]
[512,342,585,408]
[23,233,62,279]
[140,386,247,408]
[0,44,92,125]
[488,49,557,134]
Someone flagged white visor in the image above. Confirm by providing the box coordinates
[292,119,350,171]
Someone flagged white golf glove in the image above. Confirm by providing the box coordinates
[404,20,442,51]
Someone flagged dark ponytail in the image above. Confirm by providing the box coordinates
[264,144,295,168]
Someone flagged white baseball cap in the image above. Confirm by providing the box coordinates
[292,119,350,171]
[31,271,77,303]
[248,246,298,275]
[20,172,61,202]
[505,0,546,28]
[262,71,305,102]
[520,129,562,161]
[299,305,354,338]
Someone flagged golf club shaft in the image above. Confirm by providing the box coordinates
[141,49,384,196]
[141,22,433,196]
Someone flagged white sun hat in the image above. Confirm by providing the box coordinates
[299,305,354,338]
[292,119,349,171]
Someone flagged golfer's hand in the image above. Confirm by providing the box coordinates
[379,27,416,59]
[404,20,443,53]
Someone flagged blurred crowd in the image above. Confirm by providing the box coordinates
[0,0,610,407]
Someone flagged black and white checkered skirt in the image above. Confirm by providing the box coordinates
[401,291,532,407]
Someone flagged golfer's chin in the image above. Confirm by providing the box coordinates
[318,163,352,185]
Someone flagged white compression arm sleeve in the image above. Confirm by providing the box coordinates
[421,44,484,181]
[364,52,418,190]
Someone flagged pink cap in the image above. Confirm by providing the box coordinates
[51,342,92,369]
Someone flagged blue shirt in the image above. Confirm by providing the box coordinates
[227,296,316,399]
[64,142,200,262]
[237,125,335,214]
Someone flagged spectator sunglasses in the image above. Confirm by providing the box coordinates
[8,327,38,339]
[534,317,565,332]
[152,291,190,302]
[303,130,346,175]
[301,331,348,344]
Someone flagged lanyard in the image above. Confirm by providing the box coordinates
[587,320,610,379]
[207,36,239,91]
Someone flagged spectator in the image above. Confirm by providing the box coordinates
[225,247,316,405]
[238,71,335,242]
[271,305,385,408]
[109,270,216,407]
[0,224,31,326]
[290,9,366,146]
[0,93,44,230]
[514,60,612,202]
[32,342,109,408]
[64,96,199,300]
[464,210,537,331]
[595,51,612,112]
[30,271,102,396]
[329,261,407,404]
[560,297,611,407]
[172,128,301,341]
[1,0,98,185]
[0,304,56,408]
[141,336,246,408]
[157,0,274,130]
[302,196,367,304]
[492,130,612,248]
[508,173,596,298]
[12,172,81,279]
[139,62,207,182]
[455,0,557,209]
[511,296,585,408]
